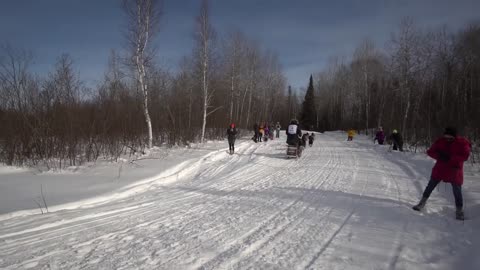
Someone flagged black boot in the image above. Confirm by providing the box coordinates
[456,207,464,220]
[413,197,427,211]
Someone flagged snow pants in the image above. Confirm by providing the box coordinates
[393,143,403,151]
[422,178,463,208]
[228,139,235,152]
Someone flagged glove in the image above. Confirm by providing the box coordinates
[437,151,450,162]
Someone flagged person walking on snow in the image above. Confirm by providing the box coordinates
[275,122,281,138]
[347,129,356,141]
[389,129,403,151]
[227,123,238,154]
[374,127,385,145]
[309,133,315,147]
[412,127,471,220]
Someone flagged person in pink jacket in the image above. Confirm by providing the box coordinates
[412,127,471,220]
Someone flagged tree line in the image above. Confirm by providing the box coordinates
[313,19,479,156]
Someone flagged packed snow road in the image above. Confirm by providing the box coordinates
[0,132,478,269]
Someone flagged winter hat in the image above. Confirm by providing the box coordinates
[393,129,398,134]
[444,127,457,137]
[230,123,235,128]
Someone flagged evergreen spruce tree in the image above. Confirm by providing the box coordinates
[300,75,317,130]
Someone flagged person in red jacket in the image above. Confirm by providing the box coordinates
[412,127,471,220]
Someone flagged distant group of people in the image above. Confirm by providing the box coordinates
[347,127,403,151]
[252,122,281,143]
[228,121,471,220]
[374,127,403,151]
[345,125,471,220]
[225,121,283,154]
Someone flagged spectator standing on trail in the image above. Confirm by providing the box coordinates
[264,125,270,142]
[309,133,315,147]
[347,129,356,141]
[227,123,238,154]
[253,123,259,143]
[389,129,403,151]
[412,127,471,220]
[275,122,281,138]
[258,123,264,142]
[375,127,385,145]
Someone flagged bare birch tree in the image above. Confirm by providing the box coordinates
[123,0,162,149]
[223,31,246,123]
[194,0,215,143]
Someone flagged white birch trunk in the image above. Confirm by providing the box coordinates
[199,3,209,144]
[127,0,159,150]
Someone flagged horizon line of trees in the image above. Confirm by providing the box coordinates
[311,19,479,156]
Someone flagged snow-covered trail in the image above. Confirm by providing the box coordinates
[0,132,477,269]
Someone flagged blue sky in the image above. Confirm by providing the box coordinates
[1,0,479,89]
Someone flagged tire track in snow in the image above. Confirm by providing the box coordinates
[235,135,363,269]
[1,140,294,268]
[236,139,354,268]
[195,137,343,269]
[2,133,398,270]
[303,210,355,270]
[155,142,304,267]
[0,141,260,253]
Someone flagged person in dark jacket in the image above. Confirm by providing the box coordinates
[412,127,471,220]
[389,129,403,151]
[286,119,302,146]
[252,123,259,143]
[309,133,315,147]
[374,127,385,145]
[227,123,238,154]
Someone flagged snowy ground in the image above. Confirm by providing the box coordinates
[0,141,229,217]
[0,132,479,269]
